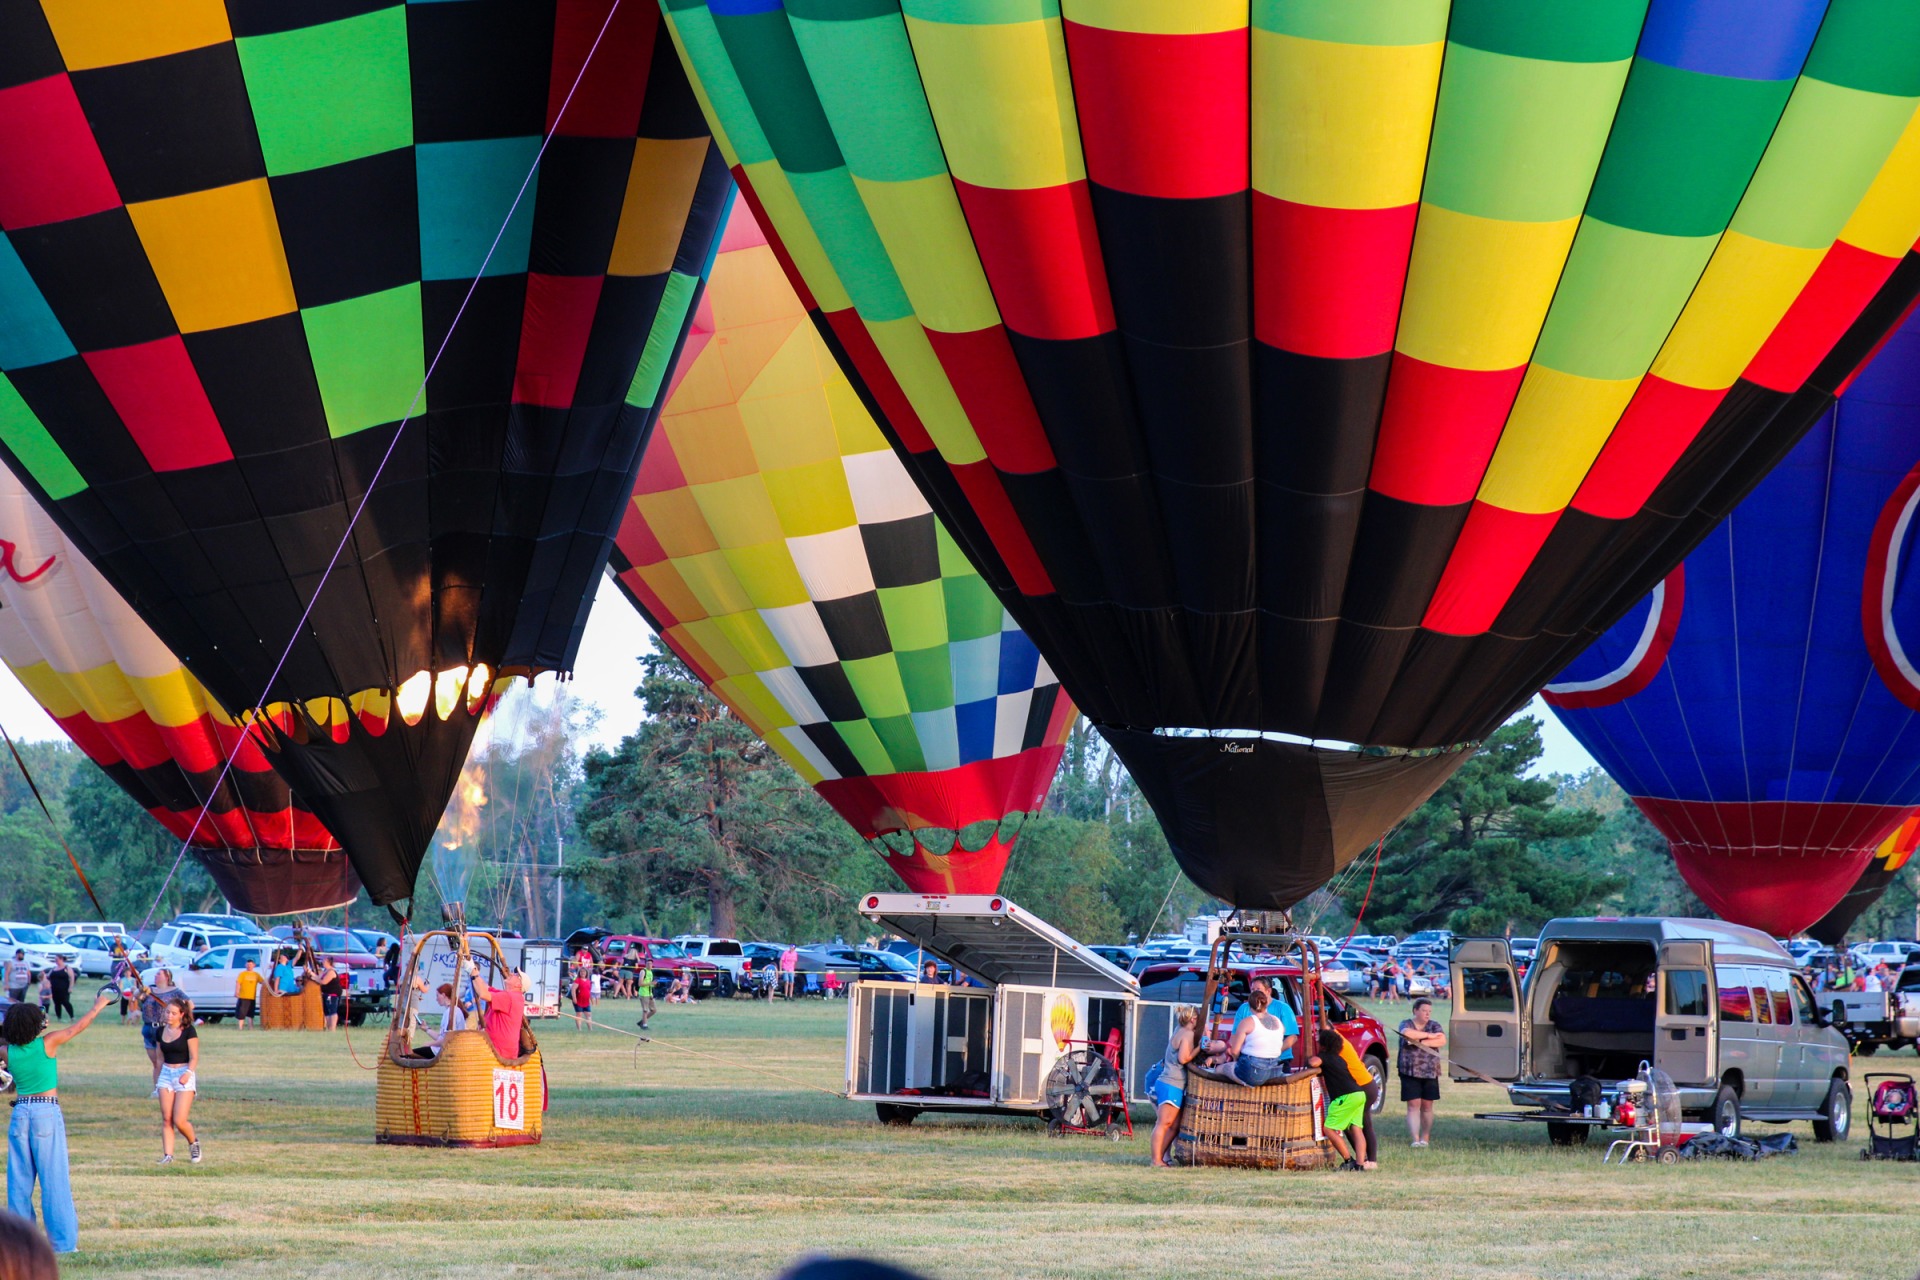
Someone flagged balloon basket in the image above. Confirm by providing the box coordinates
[375,1028,543,1148]
[1172,1071,1334,1170]
[376,925,542,1148]
[261,984,326,1031]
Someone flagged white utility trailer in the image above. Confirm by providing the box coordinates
[847,894,1174,1127]
[411,930,565,1018]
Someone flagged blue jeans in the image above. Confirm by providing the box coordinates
[1234,1054,1284,1087]
[8,1102,77,1253]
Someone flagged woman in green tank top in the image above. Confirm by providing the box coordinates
[4,986,115,1253]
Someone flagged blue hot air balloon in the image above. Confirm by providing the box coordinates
[1543,312,1920,937]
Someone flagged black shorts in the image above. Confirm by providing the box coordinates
[237,998,256,1019]
[1400,1074,1440,1103]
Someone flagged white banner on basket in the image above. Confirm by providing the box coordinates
[492,1067,526,1131]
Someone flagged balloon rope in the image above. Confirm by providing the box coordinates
[132,0,633,931]
[0,717,105,917]
[334,902,379,1072]
[1335,835,1387,954]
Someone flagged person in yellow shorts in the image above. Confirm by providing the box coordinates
[1311,1029,1370,1171]
[233,959,263,1031]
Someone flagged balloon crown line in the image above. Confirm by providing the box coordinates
[1144,726,1481,760]
[865,808,1040,860]
[240,663,540,749]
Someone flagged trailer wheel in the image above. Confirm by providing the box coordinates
[875,1103,918,1127]
[1656,1147,1680,1165]
[1546,1122,1589,1146]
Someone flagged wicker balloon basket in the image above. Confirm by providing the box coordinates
[1173,1070,1334,1170]
[375,926,544,1148]
[261,983,325,1030]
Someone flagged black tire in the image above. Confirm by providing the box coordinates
[1365,1053,1389,1113]
[875,1103,918,1127]
[1813,1078,1852,1143]
[1857,1041,1879,1057]
[348,1009,368,1027]
[1712,1084,1742,1138]
[203,1015,223,1024]
[1546,1122,1589,1146]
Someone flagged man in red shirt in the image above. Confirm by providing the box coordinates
[467,962,527,1061]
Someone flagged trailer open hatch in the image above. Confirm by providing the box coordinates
[859,894,1138,996]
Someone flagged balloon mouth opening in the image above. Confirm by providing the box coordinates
[864,809,1038,862]
[242,666,528,748]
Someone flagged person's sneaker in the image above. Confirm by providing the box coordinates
[156,1153,173,1165]
[1338,1158,1362,1172]
[189,1141,202,1164]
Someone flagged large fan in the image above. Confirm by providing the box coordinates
[1042,1049,1125,1138]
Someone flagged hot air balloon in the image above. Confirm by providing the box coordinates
[607,202,1073,894]
[659,0,1920,909]
[0,463,349,914]
[1545,312,1920,935]
[1809,815,1920,943]
[0,1,728,905]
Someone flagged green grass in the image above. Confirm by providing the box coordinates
[19,997,1914,1279]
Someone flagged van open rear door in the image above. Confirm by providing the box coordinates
[1654,940,1715,1084]
[1450,939,1521,1081]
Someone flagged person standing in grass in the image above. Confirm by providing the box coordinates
[153,996,200,1166]
[635,960,656,1030]
[43,960,70,1024]
[1148,1006,1202,1168]
[1398,997,1446,1148]
[1310,1028,1369,1171]
[1,987,115,1252]
[233,958,264,1031]
[3,953,28,1007]
[780,946,798,1000]
[139,970,182,1085]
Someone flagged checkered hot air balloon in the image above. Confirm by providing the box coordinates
[1547,311,1920,937]
[661,0,1920,909]
[609,202,1074,894]
[0,462,349,915]
[0,0,729,905]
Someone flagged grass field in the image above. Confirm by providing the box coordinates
[16,995,1912,1279]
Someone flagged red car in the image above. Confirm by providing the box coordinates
[594,935,723,999]
[1135,961,1393,1087]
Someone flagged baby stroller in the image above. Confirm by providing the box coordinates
[1862,1072,1918,1161]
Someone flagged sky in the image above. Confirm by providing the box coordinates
[0,570,1604,779]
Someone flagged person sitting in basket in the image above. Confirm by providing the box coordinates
[1311,1028,1370,1172]
[1220,988,1293,1086]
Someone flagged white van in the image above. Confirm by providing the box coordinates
[1453,918,1852,1143]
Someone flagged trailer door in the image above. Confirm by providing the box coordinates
[1450,939,1520,1081]
[1655,941,1715,1085]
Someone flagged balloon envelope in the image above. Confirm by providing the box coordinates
[0,464,351,914]
[1546,312,1920,935]
[0,1,727,904]
[661,0,1920,908]
[1808,815,1920,944]
[608,202,1073,893]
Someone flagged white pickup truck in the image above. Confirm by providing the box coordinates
[1828,973,1920,1055]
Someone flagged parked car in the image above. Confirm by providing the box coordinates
[0,922,80,975]
[564,926,614,955]
[878,937,952,979]
[350,929,403,967]
[1394,929,1454,961]
[1509,937,1539,966]
[1850,940,1917,969]
[1455,918,1852,1143]
[797,945,918,982]
[61,931,147,977]
[52,921,128,941]
[171,912,271,938]
[141,940,282,1018]
[1351,934,1397,954]
[1088,944,1139,970]
[148,923,252,970]
[673,936,750,992]
[1133,961,1392,1110]
[265,926,391,1022]
[593,935,723,999]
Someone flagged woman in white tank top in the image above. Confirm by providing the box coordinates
[1227,989,1292,1086]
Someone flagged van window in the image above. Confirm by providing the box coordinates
[1764,970,1793,1025]
[1790,975,1821,1024]
[1716,968,1752,1021]
[1460,966,1514,1013]
[1665,970,1709,1018]
[1751,982,1772,1024]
